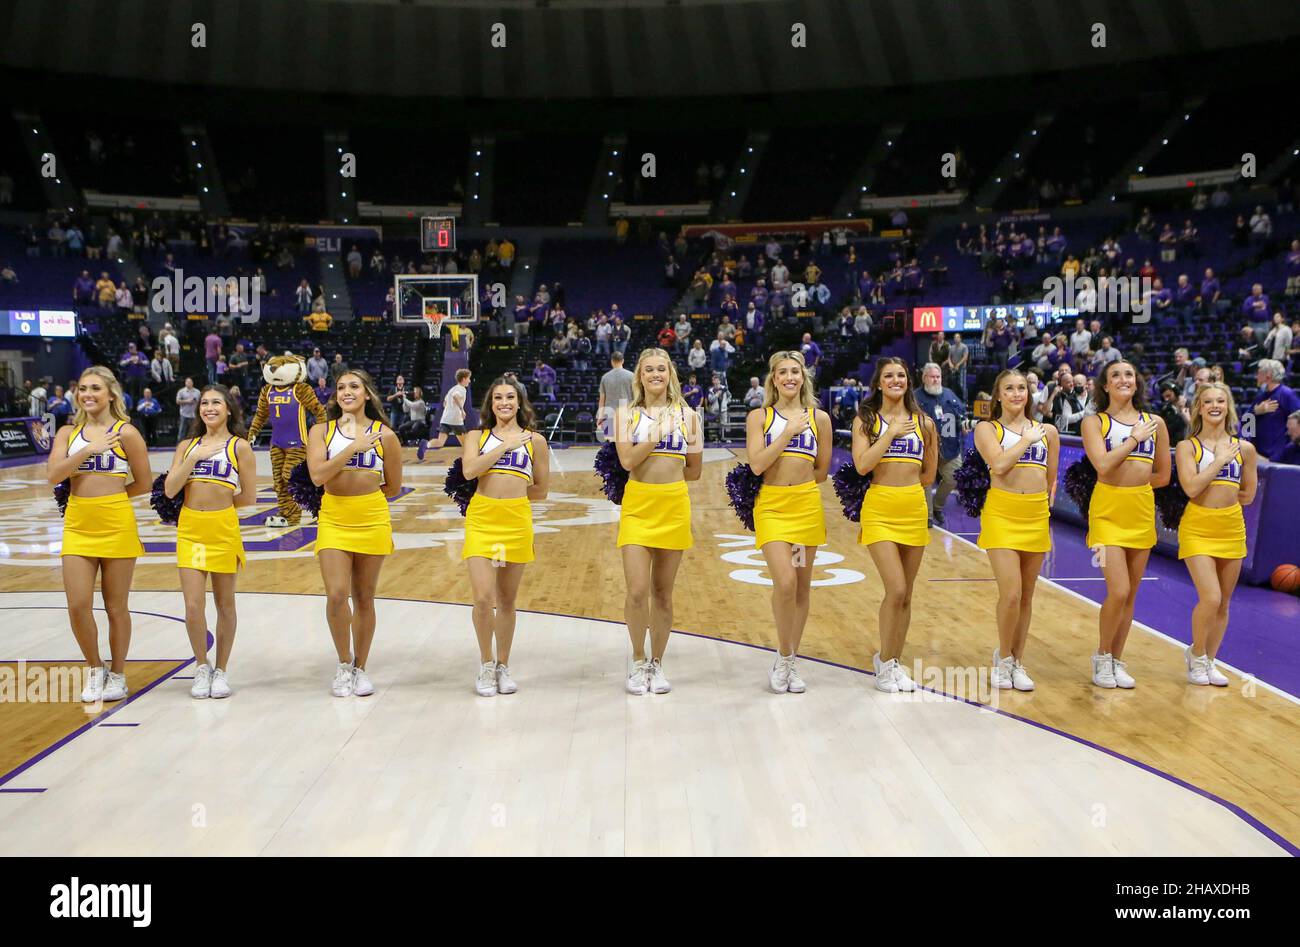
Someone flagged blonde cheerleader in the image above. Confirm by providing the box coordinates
[974,369,1059,691]
[745,350,831,693]
[615,348,703,695]
[306,369,403,698]
[1174,383,1257,686]
[46,366,152,703]
[460,377,550,697]
[1080,359,1170,689]
[851,357,937,693]
[162,385,256,699]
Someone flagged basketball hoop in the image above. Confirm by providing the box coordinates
[423,309,444,339]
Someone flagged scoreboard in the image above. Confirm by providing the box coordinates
[911,304,1078,334]
[420,216,457,252]
[2,309,77,338]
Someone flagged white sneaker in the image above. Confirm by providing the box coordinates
[1112,658,1135,689]
[873,652,897,693]
[191,663,213,699]
[80,666,105,703]
[648,658,671,694]
[1091,652,1117,688]
[210,668,231,699]
[265,514,289,527]
[1185,647,1211,686]
[626,660,649,695]
[892,659,916,692]
[495,663,517,695]
[352,667,374,697]
[1207,659,1229,687]
[331,661,354,697]
[785,656,806,694]
[1011,658,1035,692]
[102,670,128,702]
[769,655,790,693]
[475,662,498,697]
[992,650,1014,690]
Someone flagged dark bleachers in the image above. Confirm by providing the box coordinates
[745,125,874,221]
[210,124,326,221]
[351,126,468,206]
[44,114,189,197]
[873,112,1028,197]
[619,132,742,205]
[493,133,600,225]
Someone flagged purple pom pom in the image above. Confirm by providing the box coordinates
[724,463,763,531]
[1155,459,1190,530]
[831,461,871,522]
[287,461,324,518]
[149,472,185,525]
[1063,456,1098,518]
[954,447,992,517]
[52,479,70,517]
[443,457,478,517]
[593,441,629,505]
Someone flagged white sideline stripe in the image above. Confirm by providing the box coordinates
[939,528,1300,708]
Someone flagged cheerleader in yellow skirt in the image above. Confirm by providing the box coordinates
[1174,382,1257,687]
[974,369,1059,692]
[460,377,550,698]
[1080,359,1170,690]
[46,366,152,703]
[745,350,831,694]
[306,369,403,698]
[851,357,937,693]
[162,384,256,699]
[614,348,702,695]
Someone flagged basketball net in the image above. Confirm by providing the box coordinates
[423,310,444,339]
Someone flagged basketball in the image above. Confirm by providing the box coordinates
[1271,564,1300,594]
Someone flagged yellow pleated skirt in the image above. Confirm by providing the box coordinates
[463,493,535,563]
[314,490,393,556]
[1178,502,1246,560]
[978,488,1051,553]
[859,482,929,547]
[1086,481,1155,550]
[618,479,693,550]
[177,505,246,573]
[62,493,144,559]
[754,480,826,549]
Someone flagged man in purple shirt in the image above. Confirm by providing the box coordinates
[1241,283,1270,321]
[73,270,95,308]
[800,333,823,377]
[1199,268,1223,317]
[1249,360,1300,460]
[1173,274,1197,323]
[533,359,557,401]
[204,329,222,385]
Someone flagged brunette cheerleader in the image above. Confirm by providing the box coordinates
[306,369,403,697]
[1080,359,1170,689]
[851,357,937,693]
[47,366,152,703]
[615,348,703,695]
[974,370,1059,691]
[745,351,832,693]
[1174,383,1257,686]
[162,385,256,698]
[460,377,550,697]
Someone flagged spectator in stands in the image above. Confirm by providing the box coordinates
[1134,207,1155,240]
[313,374,331,408]
[1265,312,1293,363]
[295,278,313,315]
[611,317,630,356]
[226,343,250,391]
[673,313,692,353]
[72,270,94,309]
[46,385,70,429]
[984,318,1013,371]
[687,340,708,374]
[998,270,1020,303]
[385,375,409,430]
[709,331,735,374]
[306,348,328,386]
[853,305,873,338]
[176,377,200,427]
[743,377,764,411]
[657,321,677,350]
[1031,335,1054,374]
[498,238,515,269]
[1241,283,1270,322]
[1276,411,1300,466]
[305,307,333,333]
[329,353,348,382]
[369,247,386,276]
[0,261,15,284]
[1237,325,1264,371]
[1179,220,1198,258]
[1090,335,1121,373]
[1232,214,1250,248]
[596,351,634,441]
[118,343,147,400]
[1155,383,1189,444]
[943,332,967,400]
[395,387,427,445]
[111,280,130,317]
[135,388,161,445]
[94,272,115,312]
[572,330,592,371]
[1250,360,1300,460]
[1047,367,1086,435]
[718,315,737,344]
[681,373,704,413]
[1249,205,1273,244]
[533,360,556,401]
[913,363,965,526]
[705,373,730,432]
[549,331,569,362]
[65,223,84,257]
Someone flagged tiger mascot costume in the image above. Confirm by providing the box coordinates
[247,354,327,527]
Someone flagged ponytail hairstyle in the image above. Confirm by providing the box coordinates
[325,369,387,423]
[477,375,537,431]
[1094,358,1148,415]
[71,366,130,427]
[989,368,1029,421]
[856,357,920,443]
[1187,381,1239,440]
[761,349,818,411]
[186,384,247,440]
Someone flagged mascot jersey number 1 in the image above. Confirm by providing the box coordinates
[247,355,327,527]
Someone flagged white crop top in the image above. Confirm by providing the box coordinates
[183,436,242,490]
[478,429,535,483]
[325,418,386,484]
[763,406,817,462]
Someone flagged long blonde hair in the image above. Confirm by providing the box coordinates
[71,366,130,427]
[762,350,818,411]
[629,347,686,411]
[1187,381,1239,440]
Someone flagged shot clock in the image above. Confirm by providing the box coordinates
[420,216,457,252]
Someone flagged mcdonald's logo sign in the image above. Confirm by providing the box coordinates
[911,307,942,332]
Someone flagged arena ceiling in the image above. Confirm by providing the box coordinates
[2,0,1298,100]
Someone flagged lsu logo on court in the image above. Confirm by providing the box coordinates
[49,877,152,927]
